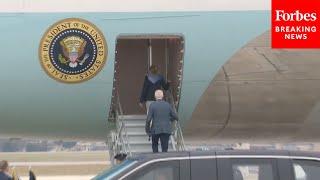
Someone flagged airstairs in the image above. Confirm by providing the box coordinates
[107,90,186,165]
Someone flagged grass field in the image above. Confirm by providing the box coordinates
[0,151,111,177]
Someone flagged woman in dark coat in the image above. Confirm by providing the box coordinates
[139,65,169,112]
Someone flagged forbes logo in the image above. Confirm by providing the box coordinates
[275,10,317,22]
[272,0,320,48]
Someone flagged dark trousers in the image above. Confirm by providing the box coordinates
[152,133,170,153]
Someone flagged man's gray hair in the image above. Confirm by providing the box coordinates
[155,89,164,100]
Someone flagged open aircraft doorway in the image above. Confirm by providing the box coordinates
[110,35,185,116]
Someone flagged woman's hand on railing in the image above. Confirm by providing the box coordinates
[139,102,144,109]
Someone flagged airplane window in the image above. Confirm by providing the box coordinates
[293,160,320,180]
[132,161,179,180]
[232,164,274,180]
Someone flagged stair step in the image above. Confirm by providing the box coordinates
[126,133,175,142]
[130,141,152,145]
[110,114,179,154]
[119,115,146,126]
[126,140,174,145]
[125,126,145,133]
[128,135,149,142]
[119,115,146,120]
[127,131,147,136]
[122,121,145,126]
[130,144,174,153]
[125,123,145,127]
[130,143,174,149]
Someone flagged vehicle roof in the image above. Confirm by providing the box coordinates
[129,150,320,161]
[93,150,320,180]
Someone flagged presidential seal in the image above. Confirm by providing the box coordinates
[39,18,107,83]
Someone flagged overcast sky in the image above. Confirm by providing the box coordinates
[0,0,270,12]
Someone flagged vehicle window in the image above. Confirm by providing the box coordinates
[131,161,179,180]
[293,160,320,180]
[93,159,137,180]
[191,159,217,180]
[231,160,275,180]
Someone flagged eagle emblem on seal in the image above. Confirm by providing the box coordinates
[39,18,107,83]
[58,36,90,68]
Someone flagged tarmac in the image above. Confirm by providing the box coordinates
[20,175,95,180]
[0,152,110,179]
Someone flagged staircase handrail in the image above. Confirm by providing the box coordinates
[166,88,186,151]
[108,92,132,165]
[116,93,132,156]
[107,131,116,166]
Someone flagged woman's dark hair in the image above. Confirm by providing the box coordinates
[149,65,158,74]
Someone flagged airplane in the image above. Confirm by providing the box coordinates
[1,0,319,145]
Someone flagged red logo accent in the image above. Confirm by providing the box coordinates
[272,0,320,48]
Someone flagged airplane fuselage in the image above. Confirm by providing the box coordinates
[0,0,270,140]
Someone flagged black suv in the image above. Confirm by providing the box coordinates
[93,150,320,180]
